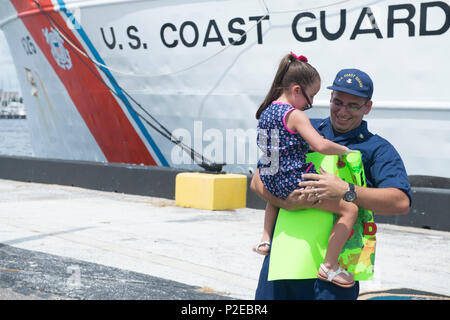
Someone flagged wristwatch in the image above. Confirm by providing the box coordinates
[343,183,357,202]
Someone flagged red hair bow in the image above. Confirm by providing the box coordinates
[290,51,308,62]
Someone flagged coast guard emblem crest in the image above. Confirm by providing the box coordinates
[42,27,72,70]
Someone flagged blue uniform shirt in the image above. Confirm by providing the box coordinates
[255,117,412,300]
[311,117,412,206]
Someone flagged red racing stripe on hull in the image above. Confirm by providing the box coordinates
[11,0,157,165]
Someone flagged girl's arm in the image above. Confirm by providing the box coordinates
[285,110,351,155]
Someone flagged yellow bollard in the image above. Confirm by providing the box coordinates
[175,172,247,210]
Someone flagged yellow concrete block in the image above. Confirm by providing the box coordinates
[175,172,247,210]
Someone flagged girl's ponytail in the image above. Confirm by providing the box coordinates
[256,53,320,119]
[256,54,291,119]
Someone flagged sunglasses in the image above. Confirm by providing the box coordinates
[300,86,313,111]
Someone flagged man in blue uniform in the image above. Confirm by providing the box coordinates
[251,68,412,300]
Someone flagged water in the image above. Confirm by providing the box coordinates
[0,119,34,157]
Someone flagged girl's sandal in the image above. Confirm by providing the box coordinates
[253,241,271,256]
[317,263,355,288]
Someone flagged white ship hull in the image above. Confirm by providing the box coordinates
[1,0,449,177]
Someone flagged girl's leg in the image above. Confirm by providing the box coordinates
[254,202,279,255]
[315,199,358,284]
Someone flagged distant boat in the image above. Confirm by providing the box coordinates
[0,89,26,119]
[0,101,26,119]
[0,0,449,178]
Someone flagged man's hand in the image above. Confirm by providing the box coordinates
[299,167,348,200]
[250,169,321,211]
[284,186,322,211]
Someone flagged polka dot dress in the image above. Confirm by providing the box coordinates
[257,102,316,199]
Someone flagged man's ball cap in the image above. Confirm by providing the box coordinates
[327,68,373,99]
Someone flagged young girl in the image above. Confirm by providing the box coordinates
[254,52,358,288]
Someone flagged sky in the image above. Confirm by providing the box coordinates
[0,30,21,93]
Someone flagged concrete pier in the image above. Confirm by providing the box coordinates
[0,178,448,299]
